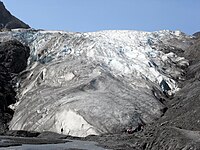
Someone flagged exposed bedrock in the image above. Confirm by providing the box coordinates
[0,40,30,73]
[0,40,30,134]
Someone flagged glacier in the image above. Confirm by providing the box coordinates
[0,29,190,137]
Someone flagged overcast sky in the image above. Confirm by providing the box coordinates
[2,0,200,35]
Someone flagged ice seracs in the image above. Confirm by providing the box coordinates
[0,29,190,137]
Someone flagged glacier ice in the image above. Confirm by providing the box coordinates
[0,29,190,137]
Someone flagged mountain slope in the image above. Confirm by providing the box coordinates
[0,1,30,30]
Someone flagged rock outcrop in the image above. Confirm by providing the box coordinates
[0,40,30,134]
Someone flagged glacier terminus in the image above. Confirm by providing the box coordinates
[0,29,190,137]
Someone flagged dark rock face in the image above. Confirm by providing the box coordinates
[0,64,15,134]
[0,40,30,73]
[0,40,30,134]
[0,1,30,30]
